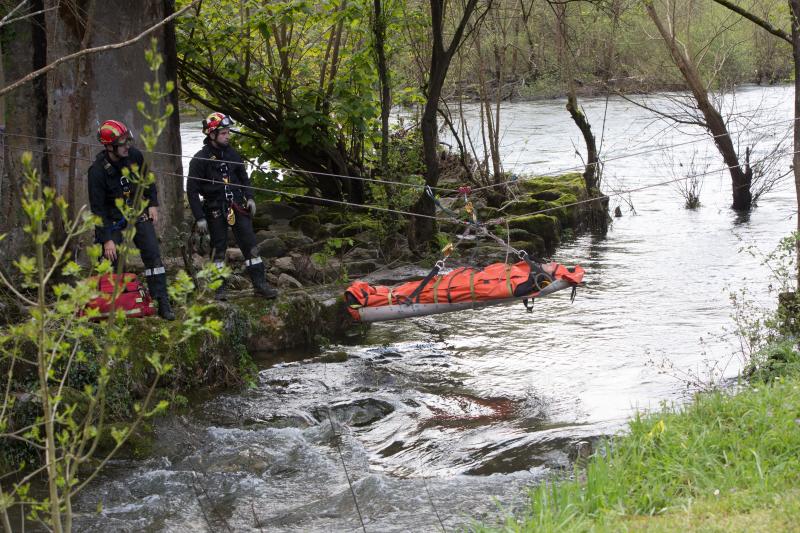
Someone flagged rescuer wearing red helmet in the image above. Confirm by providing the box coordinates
[87,119,175,320]
[187,112,277,300]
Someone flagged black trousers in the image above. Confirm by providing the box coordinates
[205,207,258,264]
[110,218,163,270]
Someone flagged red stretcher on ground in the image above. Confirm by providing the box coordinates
[345,260,584,323]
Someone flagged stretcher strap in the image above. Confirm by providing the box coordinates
[469,270,476,302]
[388,287,393,305]
[432,276,444,304]
[446,267,468,304]
[404,260,444,305]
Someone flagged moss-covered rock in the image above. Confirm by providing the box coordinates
[290,214,323,238]
[251,213,273,231]
[510,236,546,256]
[500,198,551,217]
[335,218,384,238]
[519,173,585,196]
[508,214,561,250]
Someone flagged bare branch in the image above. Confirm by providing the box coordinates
[0,267,36,306]
[0,0,201,98]
[710,0,792,44]
[0,0,28,26]
[0,5,57,29]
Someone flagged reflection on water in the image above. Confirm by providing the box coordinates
[74,86,796,531]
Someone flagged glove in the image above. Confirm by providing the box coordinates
[196,218,208,234]
[246,198,257,216]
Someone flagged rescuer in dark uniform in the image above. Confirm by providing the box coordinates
[88,119,175,320]
[186,112,278,300]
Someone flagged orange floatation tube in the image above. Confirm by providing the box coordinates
[345,260,584,323]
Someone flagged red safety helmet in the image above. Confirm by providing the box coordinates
[97,120,132,146]
[202,112,234,136]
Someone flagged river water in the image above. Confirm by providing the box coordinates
[74,85,796,531]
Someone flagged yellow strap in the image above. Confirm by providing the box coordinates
[388,288,393,305]
[469,270,476,302]
[432,275,443,304]
[505,265,513,297]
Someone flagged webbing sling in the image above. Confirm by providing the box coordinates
[402,261,443,305]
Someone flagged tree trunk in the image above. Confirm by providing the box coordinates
[38,0,185,252]
[646,2,752,211]
[790,0,800,286]
[411,0,487,251]
[554,3,599,192]
[373,0,393,206]
[0,0,48,265]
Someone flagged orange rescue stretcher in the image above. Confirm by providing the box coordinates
[345,260,584,323]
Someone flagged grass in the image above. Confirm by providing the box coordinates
[480,374,800,532]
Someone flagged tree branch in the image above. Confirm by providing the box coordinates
[710,0,791,44]
[0,4,57,29]
[0,0,201,98]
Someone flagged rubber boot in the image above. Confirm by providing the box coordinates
[214,278,229,301]
[147,272,175,321]
[247,262,278,299]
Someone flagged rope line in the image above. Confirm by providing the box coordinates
[325,408,367,533]
[3,142,797,228]
[3,141,797,228]
[1,115,795,197]
[468,116,798,193]
[0,130,456,193]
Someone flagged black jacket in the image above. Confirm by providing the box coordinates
[186,140,253,221]
[88,146,158,243]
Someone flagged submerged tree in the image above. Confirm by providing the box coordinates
[644,0,753,210]
[706,0,800,288]
[550,0,600,193]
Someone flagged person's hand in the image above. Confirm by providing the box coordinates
[148,206,158,224]
[103,240,117,262]
[246,199,256,216]
[196,218,208,234]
